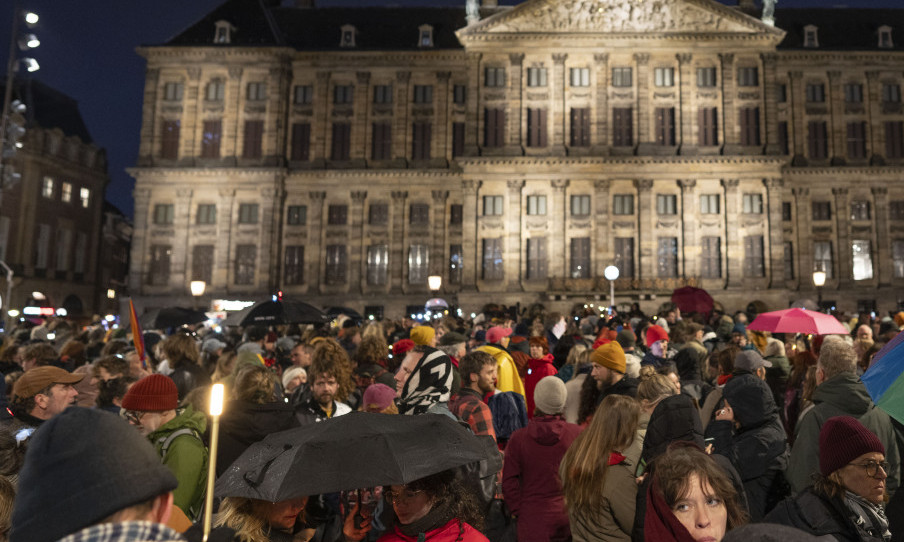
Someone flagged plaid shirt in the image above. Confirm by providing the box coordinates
[56,521,186,542]
[449,388,496,441]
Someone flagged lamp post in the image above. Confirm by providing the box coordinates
[812,270,826,312]
[190,280,206,311]
[427,275,442,292]
[604,265,619,313]
[202,383,224,542]
[0,5,39,198]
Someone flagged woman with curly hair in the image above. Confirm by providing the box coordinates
[215,495,310,542]
[162,332,210,401]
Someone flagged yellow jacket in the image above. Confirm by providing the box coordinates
[477,344,525,397]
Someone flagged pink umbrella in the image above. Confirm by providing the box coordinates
[746,308,847,335]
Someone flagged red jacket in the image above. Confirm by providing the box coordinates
[524,355,557,419]
[376,518,488,542]
[502,415,582,542]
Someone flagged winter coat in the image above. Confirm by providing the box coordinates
[787,372,900,496]
[524,355,557,418]
[295,397,352,426]
[502,415,582,542]
[148,405,208,521]
[705,374,789,521]
[764,487,886,542]
[563,370,589,424]
[600,376,639,400]
[169,363,211,401]
[376,518,488,542]
[477,344,525,397]
[569,441,641,542]
[218,399,300,476]
[56,521,187,542]
[765,354,791,421]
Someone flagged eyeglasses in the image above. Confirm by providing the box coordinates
[384,487,424,505]
[848,460,889,478]
[120,409,145,425]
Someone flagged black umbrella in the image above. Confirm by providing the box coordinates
[139,307,208,329]
[325,306,364,321]
[215,412,492,501]
[234,299,328,326]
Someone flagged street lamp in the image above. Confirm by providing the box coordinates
[191,280,206,310]
[812,270,826,311]
[428,275,442,292]
[604,265,619,313]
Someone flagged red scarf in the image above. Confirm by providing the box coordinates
[644,475,698,542]
[608,452,626,466]
[717,374,733,386]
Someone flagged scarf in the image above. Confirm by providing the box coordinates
[398,348,454,415]
[844,491,892,541]
[644,476,698,542]
[397,501,455,539]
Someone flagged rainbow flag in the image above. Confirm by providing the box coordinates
[129,298,147,369]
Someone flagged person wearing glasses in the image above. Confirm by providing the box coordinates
[765,416,891,541]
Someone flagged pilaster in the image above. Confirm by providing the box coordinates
[314,71,331,164]
[792,187,812,283]
[764,178,785,287]
[593,179,610,276]
[833,187,852,287]
[506,180,524,289]
[719,54,736,151]
[788,71,807,164]
[394,71,411,163]
[550,179,569,279]
[721,179,743,286]
[431,190,450,282]
[308,190,326,291]
[634,54,651,148]
[390,190,408,291]
[679,179,698,278]
[353,72,370,161]
[762,53,781,155]
[866,71,885,164]
[552,53,568,155]
[677,54,694,153]
[129,187,151,292]
[593,54,609,154]
[350,190,368,291]
[828,71,845,165]
[461,180,481,289]
[508,53,525,155]
[465,53,482,157]
[184,69,202,162]
[634,179,654,279]
[214,188,236,289]
[137,68,160,164]
[435,72,452,163]
[872,187,891,286]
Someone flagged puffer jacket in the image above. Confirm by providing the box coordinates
[705,374,789,521]
[148,405,208,521]
[764,487,886,542]
[787,372,900,496]
[503,415,582,542]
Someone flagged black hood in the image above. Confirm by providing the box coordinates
[674,348,705,381]
[642,394,704,465]
[722,374,777,430]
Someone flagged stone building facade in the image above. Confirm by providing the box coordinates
[129,0,904,317]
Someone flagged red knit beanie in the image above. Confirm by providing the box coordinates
[819,416,885,476]
[646,325,669,347]
[392,339,415,357]
[121,374,178,412]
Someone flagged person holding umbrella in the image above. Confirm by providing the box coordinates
[216,495,312,541]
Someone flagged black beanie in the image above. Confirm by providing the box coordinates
[10,407,178,542]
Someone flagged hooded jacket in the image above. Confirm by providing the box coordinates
[148,405,208,521]
[524,354,557,419]
[477,343,525,397]
[502,415,582,542]
[217,399,300,476]
[705,374,789,521]
[764,487,886,542]
[787,372,900,496]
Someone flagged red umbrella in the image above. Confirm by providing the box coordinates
[671,286,714,315]
[746,308,847,335]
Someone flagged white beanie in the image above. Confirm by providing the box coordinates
[534,376,567,415]
[282,366,307,389]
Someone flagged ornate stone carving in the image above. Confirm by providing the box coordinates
[479,217,504,231]
[866,71,881,82]
[653,92,676,99]
[871,187,888,196]
[594,53,609,63]
[551,179,569,191]
[679,179,696,190]
[656,218,679,229]
[462,180,482,193]
[676,53,693,65]
[788,71,803,80]
[187,68,202,81]
[316,71,331,82]
[509,53,524,66]
[552,53,568,65]
[435,71,452,81]
[719,53,734,65]
[260,188,278,198]
[571,219,592,229]
[145,68,159,82]
[738,91,760,101]
[507,180,525,191]
[309,191,326,201]
[432,190,450,201]
[177,188,193,198]
[356,72,370,84]
[764,178,784,189]
[396,71,411,83]
[218,188,235,198]
[351,191,368,202]
[791,188,809,196]
[832,188,849,196]
[391,191,408,200]
[594,179,610,191]
[720,179,740,189]
[827,71,842,81]
[526,92,549,101]
[526,217,549,230]
[613,221,634,229]
[633,53,650,65]
[633,179,653,191]
[611,91,634,100]
[228,67,243,80]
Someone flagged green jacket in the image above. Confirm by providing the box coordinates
[787,372,900,497]
[148,405,209,521]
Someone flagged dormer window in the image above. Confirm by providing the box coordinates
[418,25,434,48]
[340,25,357,48]
[804,25,819,48]
[879,26,894,49]
[214,20,235,44]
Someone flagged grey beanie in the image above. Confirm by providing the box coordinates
[10,407,178,542]
[534,376,568,415]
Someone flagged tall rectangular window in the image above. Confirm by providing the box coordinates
[697,67,717,88]
[700,194,720,214]
[234,245,257,285]
[526,67,548,87]
[847,122,867,159]
[373,84,393,104]
[851,200,871,221]
[783,242,795,281]
[844,83,863,103]
[852,240,873,280]
[484,108,505,148]
[452,122,465,157]
[163,82,184,101]
[366,244,389,286]
[526,195,547,216]
[412,122,432,160]
[744,236,765,277]
[812,201,832,221]
[483,195,503,216]
[325,245,347,284]
[449,245,463,284]
[526,238,548,280]
[450,204,463,225]
[806,83,826,103]
[74,232,87,274]
[612,67,633,87]
[291,123,311,161]
[331,123,351,160]
[201,120,222,158]
[55,228,71,271]
[570,108,590,147]
[701,236,722,278]
[570,68,590,87]
[372,123,392,160]
[777,84,788,103]
[192,245,214,283]
[196,204,216,225]
[410,203,430,226]
[742,193,763,214]
[808,121,829,159]
[886,121,904,158]
[613,194,634,215]
[153,204,174,225]
[739,108,761,146]
[285,245,305,285]
[614,237,635,278]
[80,188,91,209]
[408,244,429,284]
[160,120,180,159]
[655,108,676,146]
[883,84,902,103]
[293,85,313,105]
[453,85,467,105]
[149,245,171,286]
[782,202,793,221]
[571,195,591,216]
[238,203,259,224]
[814,241,833,277]
[484,67,505,87]
[369,203,388,226]
[778,121,789,155]
[328,204,348,225]
[61,182,72,203]
[242,120,264,159]
[698,108,718,146]
[413,85,433,104]
[892,201,904,220]
[893,240,904,278]
[527,109,548,147]
[247,82,267,101]
[41,177,54,198]
[738,67,759,87]
[657,237,678,278]
[570,237,591,278]
[654,67,675,87]
[613,108,633,146]
[657,194,677,215]
[333,85,353,104]
[286,205,307,225]
[206,80,225,102]
[482,238,504,280]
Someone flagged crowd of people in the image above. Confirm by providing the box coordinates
[1,302,903,542]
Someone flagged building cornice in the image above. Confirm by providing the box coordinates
[776,51,904,63]
[782,166,904,176]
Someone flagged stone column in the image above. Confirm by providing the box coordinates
[259,186,279,291]
[593,54,609,153]
[679,179,698,278]
[634,179,654,279]
[432,190,450,281]
[350,190,368,291]
[551,180,569,279]
[214,188,236,290]
[792,187,812,286]
[721,179,743,287]
[762,53,782,155]
[593,179,610,275]
[267,66,289,166]
[788,71,806,163]
[307,191,326,291]
[435,72,452,164]
[461,180,481,289]
[129,187,151,292]
[137,68,159,165]
[314,71,331,165]
[833,187,852,287]
[872,187,891,286]
[634,53,651,147]
[508,53,524,155]
[764,178,785,287]
[390,190,408,291]
[353,72,370,162]
[866,71,884,163]
[225,67,244,163]
[506,180,524,288]
[677,54,694,153]
[394,71,411,163]
[170,188,192,291]
[184,68,202,163]
[828,70,845,164]
[465,53,482,157]
[552,53,568,155]
[719,54,736,151]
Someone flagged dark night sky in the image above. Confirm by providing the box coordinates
[0,0,899,218]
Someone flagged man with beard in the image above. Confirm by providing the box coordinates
[295,355,352,425]
[5,366,83,441]
[450,351,497,441]
[590,341,638,402]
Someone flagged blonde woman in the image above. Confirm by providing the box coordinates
[216,496,310,542]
